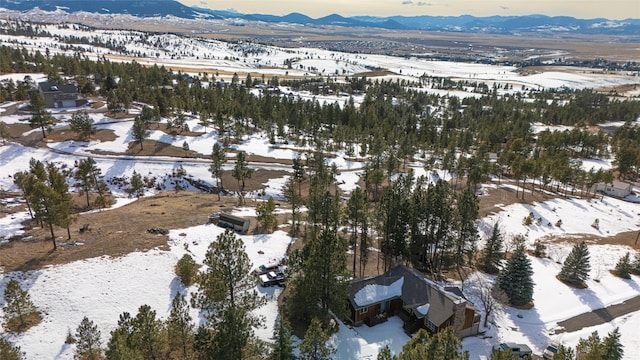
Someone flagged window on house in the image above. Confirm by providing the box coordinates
[425,319,436,331]
[359,308,368,315]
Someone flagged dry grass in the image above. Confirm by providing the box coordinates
[4,312,42,333]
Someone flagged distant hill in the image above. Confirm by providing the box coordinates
[2,0,640,36]
[0,0,202,18]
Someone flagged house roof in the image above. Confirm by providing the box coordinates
[38,81,77,94]
[349,265,469,326]
[219,213,249,226]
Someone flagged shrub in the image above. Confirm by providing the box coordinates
[555,219,563,228]
[175,254,198,286]
[522,212,534,226]
[614,252,632,279]
[591,218,600,230]
[630,252,640,276]
[533,240,546,258]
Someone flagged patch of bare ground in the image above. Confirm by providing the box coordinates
[538,230,640,250]
[0,184,299,272]
[478,184,563,217]
[0,192,26,220]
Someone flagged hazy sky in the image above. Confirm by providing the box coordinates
[180,0,639,20]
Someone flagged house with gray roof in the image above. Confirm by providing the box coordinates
[38,81,84,108]
[348,265,480,338]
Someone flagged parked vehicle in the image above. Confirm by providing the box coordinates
[259,271,285,287]
[492,343,532,358]
[543,340,560,359]
[254,262,282,276]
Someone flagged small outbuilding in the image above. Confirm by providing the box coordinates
[595,180,632,198]
[217,213,250,233]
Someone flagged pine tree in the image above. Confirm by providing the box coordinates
[498,243,534,306]
[269,316,295,360]
[127,171,144,198]
[167,293,193,359]
[256,197,277,232]
[481,222,504,274]
[282,176,300,236]
[73,157,108,209]
[397,328,468,360]
[601,328,624,360]
[558,241,591,286]
[131,115,149,150]
[75,316,102,360]
[193,229,265,359]
[346,187,368,277]
[130,305,164,359]
[632,252,640,275]
[28,91,54,138]
[292,157,305,196]
[553,345,575,360]
[209,142,226,199]
[377,345,393,360]
[0,338,24,360]
[614,252,632,279]
[232,151,253,192]
[490,349,518,360]
[289,228,349,322]
[3,279,39,329]
[69,111,96,141]
[299,317,335,360]
[576,331,603,360]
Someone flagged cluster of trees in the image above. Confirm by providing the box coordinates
[377,327,467,360]
[533,328,624,360]
[13,157,110,250]
[2,41,640,191]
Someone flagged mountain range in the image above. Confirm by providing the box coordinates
[2,0,640,36]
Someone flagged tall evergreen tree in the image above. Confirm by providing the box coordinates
[131,115,149,150]
[130,305,164,360]
[256,197,278,232]
[167,293,193,359]
[601,328,624,360]
[269,316,296,360]
[209,142,226,199]
[346,187,368,277]
[614,252,632,279]
[498,242,534,306]
[481,223,504,274]
[28,91,54,138]
[106,312,144,360]
[75,316,102,360]
[282,176,300,236]
[193,229,265,359]
[289,227,349,323]
[232,151,253,192]
[127,171,144,198]
[298,317,335,360]
[73,157,108,209]
[558,241,591,286]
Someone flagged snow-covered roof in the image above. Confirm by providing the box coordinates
[353,277,404,307]
[416,303,430,316]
